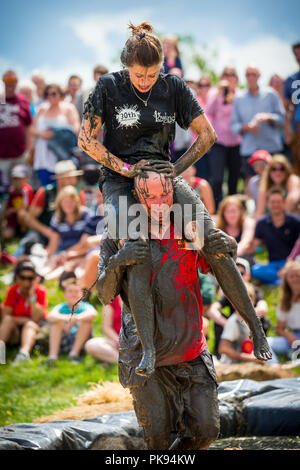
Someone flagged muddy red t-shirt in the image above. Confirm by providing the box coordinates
[4,284,48,319]
[98,228,210,374]
[0,94,32,159]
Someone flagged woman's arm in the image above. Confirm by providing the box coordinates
[255,188,267,220]
[276,319,297,345]
[237,217,255,256]
[46,231,60,257]
[198,179,215,215]
[66,103,81,135]
[78,116,153,178]
[285,175,300,213]
[174,114,217,177]
[101,304,119,344]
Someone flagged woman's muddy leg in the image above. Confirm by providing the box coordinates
[127,242,156,377]
[174,177,271,361]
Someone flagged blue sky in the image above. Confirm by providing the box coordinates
[0,0,299,88]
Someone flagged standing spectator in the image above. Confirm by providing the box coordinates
[47,272,96,363]
[216,195,255,264]
[0,70,32,181]
[255,154,300,219]
[267,261,300,364]
[206,67,242,207]
[93,64,109,83]
[0,260,47,364]
[284,42,300,133]
[65,75,84,121]
[162,35,183,75]
[19,81,37,117]
[29,84,80,186]
[231,65,285,181]
[2,165,34,240]
[31,70,46,108]
[85,296,121,364]
[252,187,300,285]
[193,76,213,179]
[247,150,272,207]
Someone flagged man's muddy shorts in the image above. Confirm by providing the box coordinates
[128,348,220,449]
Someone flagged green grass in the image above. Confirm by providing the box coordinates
[0,239,297,427]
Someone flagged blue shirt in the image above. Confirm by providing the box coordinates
[231,87,285,156]
[254,212,300,262]
[284,71,300,130]
[50,301,96,334]
[50,207,92,251]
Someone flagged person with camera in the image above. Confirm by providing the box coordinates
[206,67,242,208]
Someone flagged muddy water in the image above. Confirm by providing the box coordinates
[210,436,300,450]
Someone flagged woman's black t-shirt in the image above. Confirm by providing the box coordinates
[83,70,204,181]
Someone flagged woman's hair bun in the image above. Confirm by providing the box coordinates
[128,22,153,35]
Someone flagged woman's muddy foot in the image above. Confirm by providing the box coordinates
[253,332,272,361]
[135,351,156,377]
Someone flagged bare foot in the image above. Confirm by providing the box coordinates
[135,351,156,377]
[252,330,272,362]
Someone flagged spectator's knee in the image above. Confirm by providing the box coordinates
[24,320,40,332]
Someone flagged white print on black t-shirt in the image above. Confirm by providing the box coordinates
[0,104,20,128]
[115,105,141,128]
[153,110,176,124]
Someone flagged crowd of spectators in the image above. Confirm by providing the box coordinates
[0,38,300,367]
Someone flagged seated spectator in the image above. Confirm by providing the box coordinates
[215,195,255,264]
[181,165,215,215]
[0,260,47,364]
[247,150,272,207]
[15,160,84,257]
[255,154,300,219]
[208,258,270,357]
[218,282,265,364]
[267,261,300,364]
[252,188,300,286]
[85,296,121,364]
[42,185,92,280]
[2,165,34,240]
[46,272,96,363]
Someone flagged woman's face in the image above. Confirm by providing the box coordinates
[223,203,241,226]
[163,39,176,56]
[45,87,61,105]
[221,69,238,89]
[286,268,300,292]
[60,196,77,215]
[128,63,161,93]
[270,163,287,185]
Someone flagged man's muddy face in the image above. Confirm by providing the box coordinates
[134,172,173,222]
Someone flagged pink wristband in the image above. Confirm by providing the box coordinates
[123,163,131,170]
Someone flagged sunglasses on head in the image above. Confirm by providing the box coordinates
[271,166,285,172]
[18,274,35,281]
[3,77,17,83]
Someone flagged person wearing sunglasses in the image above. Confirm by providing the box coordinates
[0,260,47,364]
[29,83,80,186]
[255,153,300,220]
[231,65,285,182]
[0,70,33,182]
[206,67,242,208]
